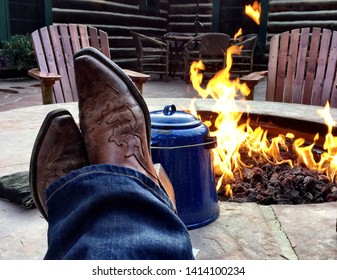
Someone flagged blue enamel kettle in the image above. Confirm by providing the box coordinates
[150,105,219,229]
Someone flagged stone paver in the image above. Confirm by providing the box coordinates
[272,203,337,260]
[190,203,286,260]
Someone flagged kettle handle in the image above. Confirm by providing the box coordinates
[163,104,176,115]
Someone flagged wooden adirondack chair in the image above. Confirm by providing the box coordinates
[29,24,150,104]
[241,27,337,107]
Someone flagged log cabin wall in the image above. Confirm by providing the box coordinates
[259,0,337,66]
[51,1,276,71]
[268,0,337,36]
[52,0,169,69]
[267,0,337,47]
[167,0,213,35]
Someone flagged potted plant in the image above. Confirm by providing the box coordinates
[0,34,36,78]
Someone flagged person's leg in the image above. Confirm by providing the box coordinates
[30,109,193,259]
[44,164,193,260]
[29,46,194,259]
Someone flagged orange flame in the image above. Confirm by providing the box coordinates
[225,184,233,198]
[245,1,261,25]
[234,28,243,41]
[189,45,337,197]
[316,103,337,181]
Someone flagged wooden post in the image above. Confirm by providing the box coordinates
[44,0,53,26]
[41,80,55,105]
[259,0,269,49]
[0,0,10,41]
[212,0,221,32]
[28,68,61,105]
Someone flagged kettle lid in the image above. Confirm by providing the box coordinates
[150,104,202,129]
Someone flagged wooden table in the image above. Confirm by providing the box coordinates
[162,35,194,77]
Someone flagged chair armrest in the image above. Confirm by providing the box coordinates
[240,70,267,83]
[122,69,151,94]
[28,68,61,83]
[137,33,169,48]
[240,71,267,100]
[28,68,61,105]
[148,37,169,48]
[123,69,150,80]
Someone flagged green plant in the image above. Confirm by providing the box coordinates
[1,34,36,71]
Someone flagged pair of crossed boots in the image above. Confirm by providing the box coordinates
[29,47,175,220]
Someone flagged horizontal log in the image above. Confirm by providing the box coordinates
[53,9,167,29]
[110,37,176,60]
[168,17,212,29]
[111,63,138,72]
[53,0,138,14]
[169,4,212,15]
[169,0,212,5]
[167,22,212,34]
[269,10,337,21]
[110,47,136,59]
[269,1,337,12]
[68,24,166,38]
[91,25,130,37]
[168,14,212,23]
[54,0,169,16]
[267,21,337,33]
[108,37,135,49]
[168,22,212,27]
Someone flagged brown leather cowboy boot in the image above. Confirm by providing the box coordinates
[29,109,88,219]
[74,47,176,207]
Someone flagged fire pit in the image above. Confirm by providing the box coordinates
[188,42,337,207]
[198,110,337,205]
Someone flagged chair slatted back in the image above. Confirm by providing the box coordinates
[266,27,337,107]
[231,33,258,75]
[199,33,231,59]
[31,24,110,103]
[183,33,231,81]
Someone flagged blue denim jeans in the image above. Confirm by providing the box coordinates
[44,164,194,260]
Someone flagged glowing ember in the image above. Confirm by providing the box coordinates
[189,46,337,196]
[245,1,261,25]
